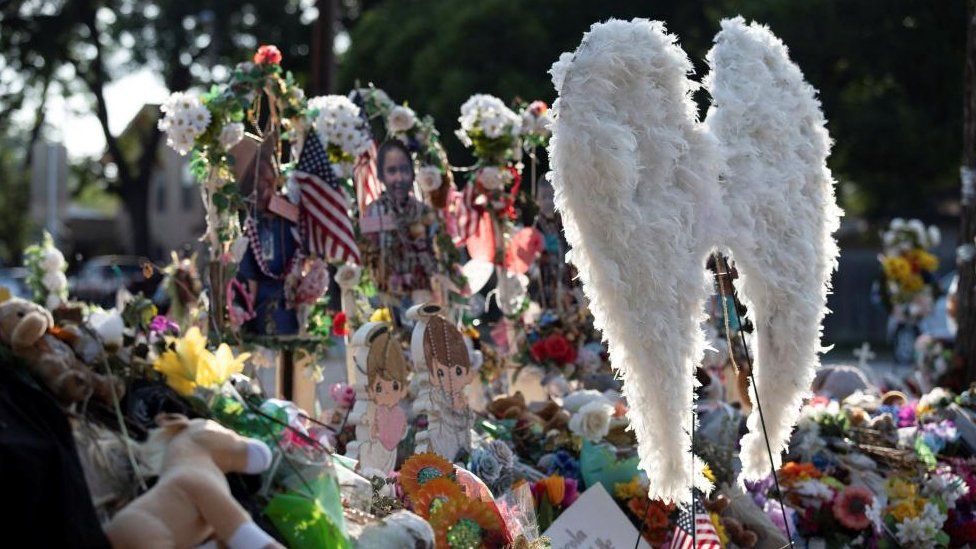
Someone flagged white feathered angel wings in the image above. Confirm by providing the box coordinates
[548,17,841,504]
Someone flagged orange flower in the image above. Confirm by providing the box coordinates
[543,475,565,506]
[429,497,506,549]
[399,453,456,498]
[779,462,821,486]
[413,477,465,520]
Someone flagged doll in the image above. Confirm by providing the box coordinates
[354,323,410,473]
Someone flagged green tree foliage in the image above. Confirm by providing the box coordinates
[340,0,966,218]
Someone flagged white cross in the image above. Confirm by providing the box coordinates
[854,342,876,369]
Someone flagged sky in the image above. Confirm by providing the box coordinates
[40,69,169,159]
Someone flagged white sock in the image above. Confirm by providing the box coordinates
[227,522,275,549]
[243,440,272,474]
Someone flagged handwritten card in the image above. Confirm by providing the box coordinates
[543,483,651,549]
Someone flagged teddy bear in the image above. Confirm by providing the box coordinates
[0,297,123,405]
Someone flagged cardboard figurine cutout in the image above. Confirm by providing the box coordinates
[351,322,410,473]
[408,304,475,461]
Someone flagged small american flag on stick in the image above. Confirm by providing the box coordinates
[294,131,361,264]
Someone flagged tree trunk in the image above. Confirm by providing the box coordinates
[310,0,338,95]
[121,176,152,257]
[959,0,976,382]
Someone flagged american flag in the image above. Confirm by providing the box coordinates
[354,139,384,214]
[449,183,481,246]
[294,131,361,264]
[669,495,722,549]
[349,90,384,214]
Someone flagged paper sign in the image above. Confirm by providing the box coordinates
[544,483,651,549]
[359,213,396,234]
[269,195,300,223]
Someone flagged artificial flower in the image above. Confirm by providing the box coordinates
[428,496,506,549]
[334,263,362,290]
[307,94,372,161]
[153,326,210,395]
[331,311,349,336]
[615,477,646,500]
[417,165,443,193]
[149,315,180,336]
[158,92,211,155]
[832,485,873,530]
[387,105,417,133]
[39,248,65,272]
[400,453,456,498]
[329,382,356,408]
[412,477,465,520]
[568,399,614,442]
[253,44,282,65]
[197,343,249,389]
[369,307,393,323]
[218,122,245,150]
[88,308,125,349]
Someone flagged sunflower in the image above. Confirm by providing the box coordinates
[413,477,466,520]
[400,453,456,498]
[429,497,506,549]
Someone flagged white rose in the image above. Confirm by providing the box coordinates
[335,263,362,290]
[417,165,443,193]
[89,308,125,350]
[218,122,245,150]
[568,400,614,442]
[42,270,67,293]
[46,294,63,310]
[387,105,417,133]
[562,390,611,413]
[477,166,510,191]
[40,248,65,272]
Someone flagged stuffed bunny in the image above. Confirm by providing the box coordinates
[105,414,281,549]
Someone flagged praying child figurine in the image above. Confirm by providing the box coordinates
[353,322,409,474]
[408,304,475,462]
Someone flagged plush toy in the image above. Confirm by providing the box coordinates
[0,297,122,405]
[105,414,280,549]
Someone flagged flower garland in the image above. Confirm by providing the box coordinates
[243,216,302,281]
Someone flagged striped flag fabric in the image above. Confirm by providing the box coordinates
[354,139,384,214]
[450,182,480,246]
[669,494,722,549]
[294,131,361,264]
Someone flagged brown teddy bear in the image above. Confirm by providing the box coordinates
[0,297,122,405]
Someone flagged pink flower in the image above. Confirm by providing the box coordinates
[329,382,356,407]
[528,100,548,116]
[253,45,282,65]
[832,486,873,530]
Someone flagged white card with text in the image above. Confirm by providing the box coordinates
[543,483,651,549]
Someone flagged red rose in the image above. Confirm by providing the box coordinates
[530,338,549,362]
[543,334,577,365]
[331,311,349,336]
[254,45,282,65]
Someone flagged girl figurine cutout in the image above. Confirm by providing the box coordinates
[352,322,409,474]
[408,304,476,461]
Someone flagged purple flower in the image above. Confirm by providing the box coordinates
[564,478,580,507]
[149,315,180,335]
[897,404,917,428]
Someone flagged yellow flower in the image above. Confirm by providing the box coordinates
[543,475,565,506]
[882,256,911,282]
[901,274,924,293]
[369,308,392,323]
[887,498,925,522]
[614,477,646,500]
[907,249,939,273]
[887,478,918,501]
[702,464,716,485]
[198,344,250,389]
[153,327,249,396]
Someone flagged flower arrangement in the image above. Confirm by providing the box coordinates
[517,100,553,150]
[457,94,522,164]
[22,232,68,309]
[306,94,372,174]
[529,474,579,531]
[878,218,940,308]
